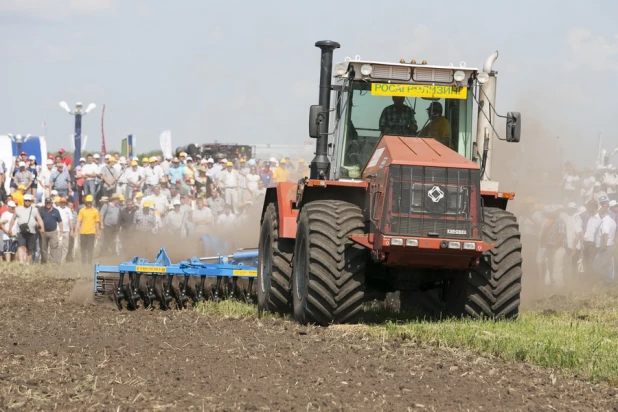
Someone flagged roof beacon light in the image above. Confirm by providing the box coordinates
[360,64,372,76]
[477,72,489,84]
[421,60,428,65]
[453,70,466,82]
[410,59,417,64]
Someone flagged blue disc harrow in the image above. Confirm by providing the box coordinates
[94,247,258,310]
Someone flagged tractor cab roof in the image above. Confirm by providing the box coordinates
[334,59,479,86]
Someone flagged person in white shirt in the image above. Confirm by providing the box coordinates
[217,162,241,213]
[217,205,236,226]
[124,161,144,200]
[39,159,54,198]
[55,197,74,263]
[191,198,213,234]
[0,200,18,261]
[82,155,100,206]
[594,199,616,283]
[116,158,129,196]
[562,163,580,204]
[144,185,170,217]
[143,157,164,195]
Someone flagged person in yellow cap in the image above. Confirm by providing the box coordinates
[126,160,144,201]
[12,185,26,206]
[133,191,144,208]
[217,161,241,213]
[74,194,100,264]
[101,156,119,198]
[273,159,290,183]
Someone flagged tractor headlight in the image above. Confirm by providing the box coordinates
[405,239,419,247]
[391,238,404,246]
[477,72,489,84]
[453,70,465,82]
[360,64,373,76]
[447,241,461,249]
[463,242,476,250]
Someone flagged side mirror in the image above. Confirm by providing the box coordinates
[506,112,521,143]
[308,105,323,139]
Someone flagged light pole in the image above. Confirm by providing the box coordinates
[59,101,96,167]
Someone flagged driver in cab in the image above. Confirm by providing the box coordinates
[379,96,417,136]
[421,101,452,148]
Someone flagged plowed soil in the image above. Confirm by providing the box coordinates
[1,271,617,411]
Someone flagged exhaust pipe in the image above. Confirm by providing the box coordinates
[310,40,340,180]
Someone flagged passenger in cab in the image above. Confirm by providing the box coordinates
[421,102,452,148]
[379,96,417,136]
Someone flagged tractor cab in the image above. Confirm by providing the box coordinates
[326,60,477,179]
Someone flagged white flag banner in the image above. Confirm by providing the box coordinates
[160,130,173,159]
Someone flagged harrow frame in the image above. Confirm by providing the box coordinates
[95,247,258,310]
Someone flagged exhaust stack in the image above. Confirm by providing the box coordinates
[310,40,340,180]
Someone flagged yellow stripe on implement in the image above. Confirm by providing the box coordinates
[371,83,467,99]
[233,269,257,277]
[135,266,167,273]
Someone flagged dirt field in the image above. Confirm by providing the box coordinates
[1,270,617,411]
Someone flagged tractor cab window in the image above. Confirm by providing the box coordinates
[340,81,473,175]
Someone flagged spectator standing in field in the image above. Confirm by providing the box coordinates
[75,194,100,264]
[39,159,54,198]
[100,157,118,198]
[260,162,274,188]
[125,160,144,200]
[245,166,261,200]
[99,193,121,256]
[118,199,136,246]
[0,200,18,262]
[14,161,34,195]
[218,161,241,213]
[82,155,99,206]
[56,197,73,263]
[115,157,129,197]
[206,188,225,217]
[191,198,213,234]
[594,197,616,284]
[9,194,44,264]
[134,201,158,233]
[166,158,185,184]
[48,162,72,198]
[38,197,63,264]
[273,159,290,184]
[58,148,72,170]
[27,156,39,196]
[165,199,188,237]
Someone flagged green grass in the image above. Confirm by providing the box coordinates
[193,290,618,384]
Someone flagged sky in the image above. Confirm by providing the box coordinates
[1,0,617,164]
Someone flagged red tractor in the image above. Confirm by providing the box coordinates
[258,40,522,325]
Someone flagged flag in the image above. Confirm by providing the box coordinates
[41,120,47,128]
[121,138,128,157]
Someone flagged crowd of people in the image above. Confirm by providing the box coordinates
[0,149,308,265]
[519,161,618,288]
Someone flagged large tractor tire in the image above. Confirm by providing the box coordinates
[453,207,523,319]
[292,200,366,325]
[257,203,293,314]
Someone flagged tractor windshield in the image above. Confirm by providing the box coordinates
[340,81,473,171]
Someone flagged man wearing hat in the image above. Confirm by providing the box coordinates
[74,194,100,264]
[56,197,74,263]
[100,156,119,198]
[133,191,144,209]
[13,161,34,195]
[125,160,144,200]
[99,193,121,257]
[9,193,45,264]
[58,148,72,170]
[48,162,72,199]
[0,200,18,262]
[115,157,129,197]
[217,161,241,213]
[38,197,63,264]
[166,157,185,184]
[143,157,163,195]
[420,101,452,148]
[39,159,55,198]
[273,159,290,184]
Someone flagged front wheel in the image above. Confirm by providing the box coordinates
[292,200,366,325]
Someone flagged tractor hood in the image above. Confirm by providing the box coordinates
[363,135,479,178]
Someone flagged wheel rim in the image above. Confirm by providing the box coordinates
[294,235,307,302]
[259,229,271,294]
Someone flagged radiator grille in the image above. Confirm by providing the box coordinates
[382,165,481,239]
